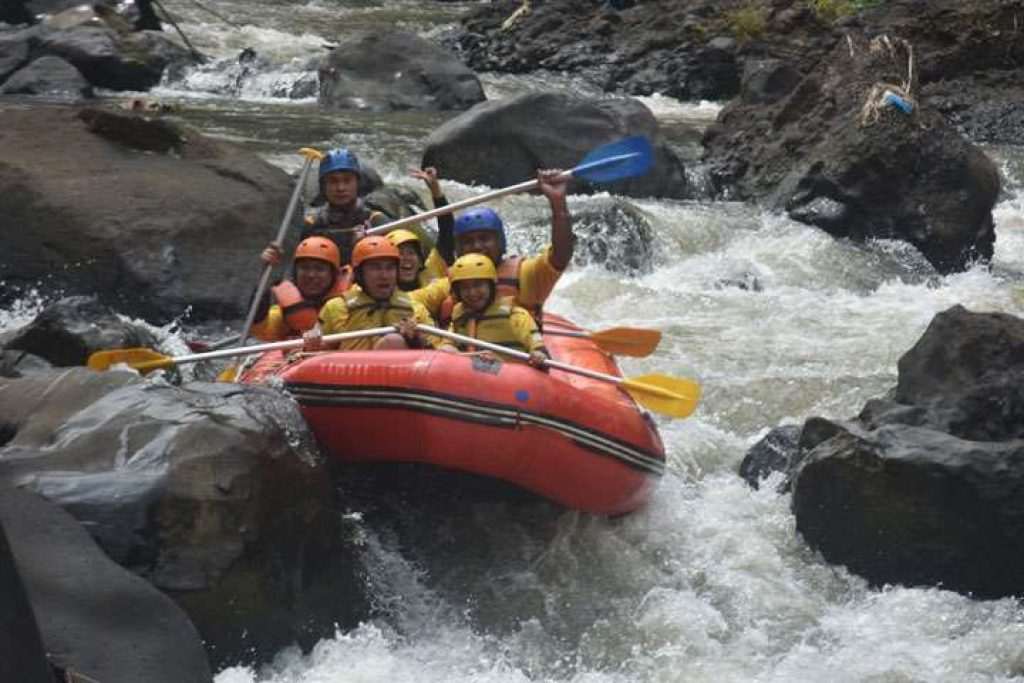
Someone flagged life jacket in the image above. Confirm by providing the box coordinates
[450,299,529,353]
[341,288,417,329]
[304,202,387,264]
[271,268,350,334]
[439,255,540,328]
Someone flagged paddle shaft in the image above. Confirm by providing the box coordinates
[165,326,396,367]
[366,150,640,237]
[418,324,625,385]
[237,153,319,346]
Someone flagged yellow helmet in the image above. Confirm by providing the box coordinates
[387,229,421,249]
[449,254,497,284]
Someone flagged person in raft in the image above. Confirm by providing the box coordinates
[250,237,349,342]
[411,168,572,325]
[439,254,550,369]
[302,148,389,265]
[389,166,452,290]
[303,235,434,351]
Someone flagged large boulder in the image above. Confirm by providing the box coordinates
[702,33,1000,274]
[0,104,293,322]
[3,296,159,367]
[0,14,193,92]
[0,499,52,683]
[318,30,484,112]
[748,306,1024,598]
[0,485,213,682]
[0,368,370,668]
[0,27,31,81]
[422,92,689,200]
[0,53,90,95]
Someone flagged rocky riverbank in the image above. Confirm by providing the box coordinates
[453,0,1023,146]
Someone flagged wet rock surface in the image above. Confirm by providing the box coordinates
[0,368,370,669]
[744,305,1024,598]
[702,34,1000,274]
[319,30,485,112]
[423,91,690,200]
[3,295,158,367]
[0,103,293,322]
[453,0,1023,146]
[0,485,213,683]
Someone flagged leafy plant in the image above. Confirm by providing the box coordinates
[810,0,884,22]
[727,3,768,43]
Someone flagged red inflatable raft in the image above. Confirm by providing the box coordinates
[239,314,665,514]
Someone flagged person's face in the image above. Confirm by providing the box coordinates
[397,243,422,285]
[295,259,334,299]
[360,258,398,300]
[457,279,492,312]
[456,230,502,264]
[323,171,358,207]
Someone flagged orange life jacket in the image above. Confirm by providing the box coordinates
[271,267,351,334]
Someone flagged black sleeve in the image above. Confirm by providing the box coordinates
[434,194,456,266]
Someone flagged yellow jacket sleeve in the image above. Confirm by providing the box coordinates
[412,300,443,348]
[409,277,451,318]
[510,307,546,354]
[318,297,350,335]
[422,248,448,282]
[517,245,564,308]
[250,305,289,342]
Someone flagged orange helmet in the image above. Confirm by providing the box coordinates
[351,236,400,269]
[294,237,340,268]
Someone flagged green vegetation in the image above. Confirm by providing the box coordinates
[727,3,768,43]
[809,0,884,22]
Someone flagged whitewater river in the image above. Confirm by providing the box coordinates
[11,0,1024,680]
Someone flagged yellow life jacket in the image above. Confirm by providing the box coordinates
[439,255,542,328]
[450,298,539,353]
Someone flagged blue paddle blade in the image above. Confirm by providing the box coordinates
[570,136,654,184]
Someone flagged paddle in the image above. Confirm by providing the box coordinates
[88,326,397,374]
[186,334,241,353]
[365,136,654,236]
[417,324,699,419]
[236,147,325,347]
[542,326,661,358]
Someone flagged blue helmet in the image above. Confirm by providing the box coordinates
[319,148,361,180]
[454,207,506,253]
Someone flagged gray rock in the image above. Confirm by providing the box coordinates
[0,368,369,669]
[319,30,485,112]
[782,305,1024,598]
[0,53,90,95]
[0,485,213,682]
[0,27,29,82]
[0,104,293,321]
[704,34,1000,274]
[423,91,690,200]
[4,296,157,367]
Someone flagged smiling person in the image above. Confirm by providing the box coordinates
[387,228,447,291]
[306,236,434,351]
[302,148,389,265]
[411,168,572,326]
[438,254,549,369]
[250,237,349,342]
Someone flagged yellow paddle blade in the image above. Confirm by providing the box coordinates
[87,348,173,373]
[621,373,701,419]
[589,327,662,357]
[217,365,239,383]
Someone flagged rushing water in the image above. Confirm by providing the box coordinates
[17,0,1024,679]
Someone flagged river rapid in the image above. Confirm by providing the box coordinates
[14,0,1024,680]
